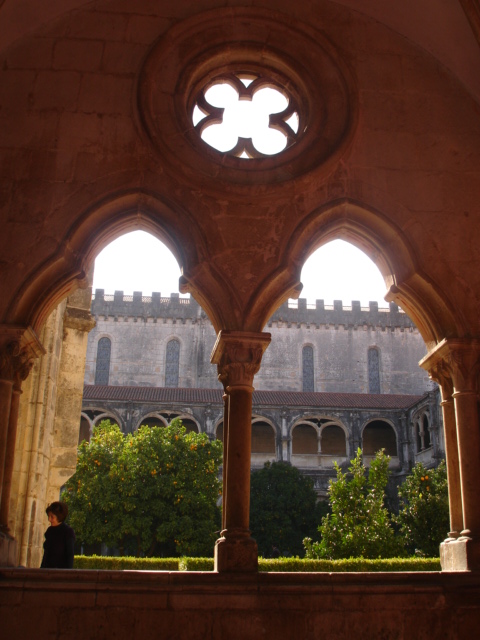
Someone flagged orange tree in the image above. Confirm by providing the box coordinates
[394,461,449,557]
[63,419,222,557]
[304,449,401,559]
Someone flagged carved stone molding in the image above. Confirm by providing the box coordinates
[63,307,96,334]
[0,326,45,384]
[419,338,480,395]
[138,7,357,190]
[211,330,271,390]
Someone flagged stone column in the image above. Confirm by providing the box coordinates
[420,339,480,571]
[211,330,271,572]
[0,326,43,565]
[46,296,95,504]
[398,414,409,472]
[280,408,289,462]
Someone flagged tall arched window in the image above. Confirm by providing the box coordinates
[368,347,381,394]
[165,339,180,387]
[302,345,314,392]
[95,337,111,385]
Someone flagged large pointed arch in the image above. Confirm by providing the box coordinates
[6,190,233,335]
[247,199,461,349]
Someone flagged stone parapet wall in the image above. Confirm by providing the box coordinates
[92,290,415,330]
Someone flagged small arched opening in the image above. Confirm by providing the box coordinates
[362,420,398,457]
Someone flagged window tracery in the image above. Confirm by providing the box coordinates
[192,73,300,158]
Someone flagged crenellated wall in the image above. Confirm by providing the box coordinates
[86,291,434,396]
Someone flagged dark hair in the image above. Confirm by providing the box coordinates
[45,501,68,523]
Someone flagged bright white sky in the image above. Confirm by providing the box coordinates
[93,84,389,306]
[92,231,388,307]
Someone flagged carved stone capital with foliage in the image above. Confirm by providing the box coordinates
[211,330,271,391]
[420,338,480,397]
[0,325,45,385]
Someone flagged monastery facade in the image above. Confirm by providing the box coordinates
[82,291,441,496]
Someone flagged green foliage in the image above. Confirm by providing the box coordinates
[74,555,179,570]
[394,461,449,557]
[258,557,440,572]
[249,461,323,557]
[74,554,440,572]
[63,419,222,557]
[305,449,401,559]
[178,557,214,571]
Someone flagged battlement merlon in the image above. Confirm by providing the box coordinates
[92,290,417,329]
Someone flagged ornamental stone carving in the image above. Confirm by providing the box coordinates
[211,330,271,390]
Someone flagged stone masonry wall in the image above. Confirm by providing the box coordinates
[85,291,434,396]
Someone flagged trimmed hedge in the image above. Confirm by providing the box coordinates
[74,555,440,572]
[179,557,214,571]
[74,555,179,571]
[258,557,441,572]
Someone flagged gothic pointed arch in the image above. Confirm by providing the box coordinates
[94,336,112,386]
[249,199,461,349]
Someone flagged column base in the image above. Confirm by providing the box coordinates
[440,535,480,571]
[214,534,258,573]
[0,531,17,567]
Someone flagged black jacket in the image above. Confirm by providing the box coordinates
[40,522,75,568]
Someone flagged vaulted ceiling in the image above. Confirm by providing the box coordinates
[1,0,479,102]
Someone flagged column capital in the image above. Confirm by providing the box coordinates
[0,325,45,384]
[419,338,480,395]
[211,330,271,390]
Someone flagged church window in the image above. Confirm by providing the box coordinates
[192,73,300,158]
[165,339,180,387]
[95,337,111,385]
[368,347,381,394]
[302,345,314,392]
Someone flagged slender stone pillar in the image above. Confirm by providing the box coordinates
[0,382,23,529]
[211,330,271,572]
[0,326,43,565]
[420,339,480,570]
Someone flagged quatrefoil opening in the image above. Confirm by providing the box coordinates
[192,74,300,158]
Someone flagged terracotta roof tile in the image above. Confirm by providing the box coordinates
[83,385,424,410]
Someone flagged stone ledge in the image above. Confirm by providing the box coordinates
[1,569,479,639]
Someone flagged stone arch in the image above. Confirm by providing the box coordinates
[422,412,432,449]
[252,199,461,349]
[362,419,398,457]
[319,423,347,456]
[82,407,123,431]
[251,416,277,454]
[136,413,169,430]
[79,412,93,445]
[135,412,200,433]
[291,422,318,454]
[6,191,230,335]
[412,408,432,452]
[215,420,224,442]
